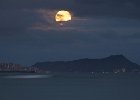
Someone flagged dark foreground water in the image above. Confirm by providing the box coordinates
[0,73,140,100]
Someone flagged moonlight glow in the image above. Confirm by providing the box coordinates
[55,10,71,22]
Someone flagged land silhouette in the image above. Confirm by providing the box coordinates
[32,55,140,73]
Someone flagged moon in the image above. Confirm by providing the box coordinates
[55,10,72,24]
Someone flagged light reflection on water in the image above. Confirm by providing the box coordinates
[2,75,52,79]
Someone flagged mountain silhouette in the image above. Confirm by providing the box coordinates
[32,55,140,72]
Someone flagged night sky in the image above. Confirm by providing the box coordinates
[0,0,140,65]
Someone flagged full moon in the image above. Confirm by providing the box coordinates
[55,10,72,23]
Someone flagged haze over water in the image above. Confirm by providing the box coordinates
[0,73,140,100]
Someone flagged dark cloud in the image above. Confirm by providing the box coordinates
[74,0,140,19]
[0,9,39,37]
[0,0,140,19]
[0,0,73,9]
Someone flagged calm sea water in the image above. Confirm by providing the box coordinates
[0,73,140,100]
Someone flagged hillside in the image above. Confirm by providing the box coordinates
[32,55,140,72]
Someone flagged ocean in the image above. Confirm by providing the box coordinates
[0,73,140,100]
